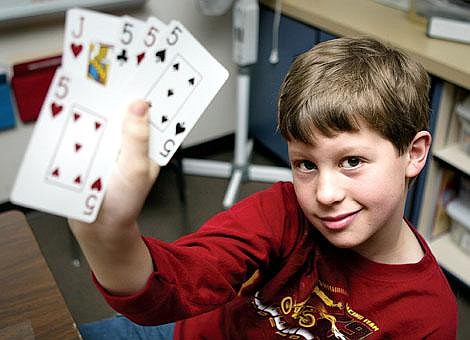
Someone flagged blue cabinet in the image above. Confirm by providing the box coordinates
[249,5,319,164]
[0,74,16,131]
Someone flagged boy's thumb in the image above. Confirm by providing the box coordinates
[119,100,151,164]
[129,100,149,117]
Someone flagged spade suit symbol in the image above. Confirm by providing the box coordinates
[167,89,174,97]
[161,115,168,124]
[173,63,179,71]
[188,78,195,86]
[175,123,186,135]
[155,49,166,63]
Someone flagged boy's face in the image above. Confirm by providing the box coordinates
[288,124,411,257]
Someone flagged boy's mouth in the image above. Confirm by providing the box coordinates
[318,209,362,231]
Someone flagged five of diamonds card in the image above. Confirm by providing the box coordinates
[10,8,229,223]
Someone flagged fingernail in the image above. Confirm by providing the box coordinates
[130,101,147,116]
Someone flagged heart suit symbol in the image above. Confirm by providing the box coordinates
[51,102,63,117]
[71,43,83,57]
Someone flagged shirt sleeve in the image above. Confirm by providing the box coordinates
[93,182,299,325]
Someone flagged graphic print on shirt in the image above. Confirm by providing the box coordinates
[252,281,379,339]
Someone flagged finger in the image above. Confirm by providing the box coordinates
[116,100,160,192]
[120,100,150,161]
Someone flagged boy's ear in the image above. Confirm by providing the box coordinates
[405,130,432,178]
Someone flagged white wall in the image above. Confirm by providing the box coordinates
[0,0,236,202]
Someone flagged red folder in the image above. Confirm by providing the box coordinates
[11,55,62,123]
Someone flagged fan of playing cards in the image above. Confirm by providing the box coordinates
[10,8,229,223]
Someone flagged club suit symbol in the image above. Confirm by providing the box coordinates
[117,49,129,64]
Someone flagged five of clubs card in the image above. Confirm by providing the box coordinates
[11,8,229,223]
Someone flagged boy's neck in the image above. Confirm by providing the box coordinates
[353,219,425,265]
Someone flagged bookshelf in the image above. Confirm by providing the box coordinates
[430,234,470,285]
[418,83,470,286]
[434,144,470,174]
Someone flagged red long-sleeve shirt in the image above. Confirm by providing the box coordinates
[94,182,457,339]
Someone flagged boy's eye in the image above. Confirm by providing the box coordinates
[297,160,316,172]
[341,156,362,169]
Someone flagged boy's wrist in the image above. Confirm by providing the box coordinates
[69,218,153,295]
[68,218,141,249]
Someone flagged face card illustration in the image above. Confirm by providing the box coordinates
[63,8,122,90]
[125,20,229,166]
[11,67,123,223]
[87,42,113,85]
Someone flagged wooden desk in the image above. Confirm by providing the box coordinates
[0,210,80,339]
[262,0,470,90]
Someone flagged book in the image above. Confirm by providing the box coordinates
[432,168,458,238]
[427,16,470,45]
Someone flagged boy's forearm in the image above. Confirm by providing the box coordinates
[66,100,156,295]
[69,219,153,296]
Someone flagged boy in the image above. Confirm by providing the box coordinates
[71,37,458,339]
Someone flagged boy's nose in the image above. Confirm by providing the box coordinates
[315,171,344,206]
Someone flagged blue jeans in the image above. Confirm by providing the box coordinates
[79,315,175,340]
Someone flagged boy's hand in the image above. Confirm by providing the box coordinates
[68,100,158,295]
[94,100,160,229]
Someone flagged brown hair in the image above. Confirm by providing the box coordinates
[278,36,430,155]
